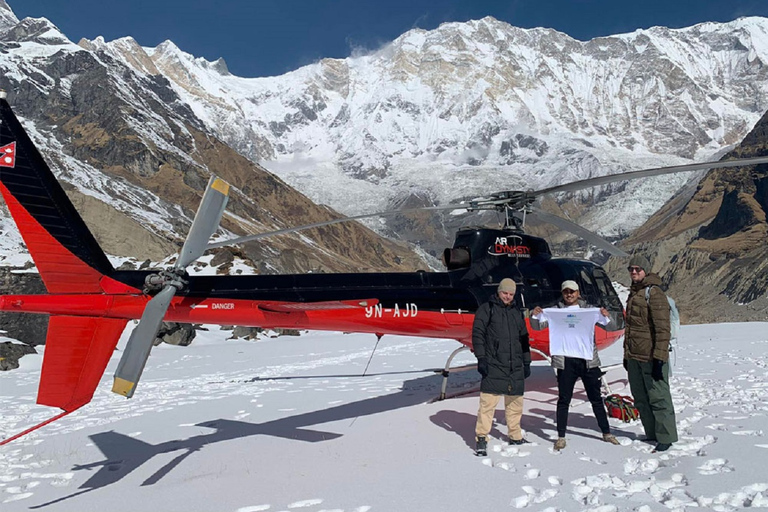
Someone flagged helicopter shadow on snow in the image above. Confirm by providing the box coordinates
[31,369,474,507]
[429,366,631,449]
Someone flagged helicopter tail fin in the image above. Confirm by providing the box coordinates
[0,97,115,293]
[0,315,127,445]
[38,315,128,411]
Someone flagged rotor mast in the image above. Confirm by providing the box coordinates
[465,190,536,231]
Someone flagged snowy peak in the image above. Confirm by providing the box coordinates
[4,16,70,46]
[88,15,768,252]
[0,0,17,33]
[148,40,230,77]
[79,36,160,75]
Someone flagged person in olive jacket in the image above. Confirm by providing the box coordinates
[624,254,678,453]
[472,278,531,456]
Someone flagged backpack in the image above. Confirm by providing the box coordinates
[644,285,680,373]
[604,394,639,422]
[644,286,680,342]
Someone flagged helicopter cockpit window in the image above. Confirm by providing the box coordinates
[592,271,609,295]
[579,268,599,305]
[592,268,623,310]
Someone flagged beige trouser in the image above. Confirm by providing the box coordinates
[475,392,524,441]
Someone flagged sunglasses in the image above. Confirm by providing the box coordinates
[627,266,644,273]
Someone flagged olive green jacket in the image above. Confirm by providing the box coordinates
[624,273,671,363]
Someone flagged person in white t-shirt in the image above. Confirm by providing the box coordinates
[531,280,620,451]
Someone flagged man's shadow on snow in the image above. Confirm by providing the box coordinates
[31,370,451,508]
[429,366,556,448]
[429,366,631,448]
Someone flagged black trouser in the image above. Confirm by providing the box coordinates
[556,357,610,437]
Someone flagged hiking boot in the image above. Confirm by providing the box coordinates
[653,442,672,453]
[475,436,488,456]
[509,437,530,446]
[553,437,566,451]
[603,433,620,445]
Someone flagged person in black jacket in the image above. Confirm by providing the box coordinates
[472,278,531,456]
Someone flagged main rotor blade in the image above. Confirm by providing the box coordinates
[530,206,629,257]
[177,176,230,268]
[112,285,177,398]
[207,204,462,249]
[536,156,768,196]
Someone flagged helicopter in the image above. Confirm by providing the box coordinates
[2,94,767,444]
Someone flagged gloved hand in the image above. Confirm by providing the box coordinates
[623,359,628,371]
[477,358,489,377]
[524,363,531,379]
[651,359,664,381]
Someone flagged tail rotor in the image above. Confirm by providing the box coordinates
[112,176,230,398]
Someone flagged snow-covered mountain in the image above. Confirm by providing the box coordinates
[86,15,768,250]
[0,1,424,275]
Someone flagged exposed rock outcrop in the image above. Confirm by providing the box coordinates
[608,110,768,323]
[0,341,36,371]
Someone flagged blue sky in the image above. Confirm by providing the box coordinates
[11,0,768,78]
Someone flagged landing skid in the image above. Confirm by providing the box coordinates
[432,347,623,402]
[435,346,473,401]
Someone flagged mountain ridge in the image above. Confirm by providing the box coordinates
[84,14,768,254]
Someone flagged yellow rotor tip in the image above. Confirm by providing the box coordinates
[211,178,230,195]
[112,377,136,397]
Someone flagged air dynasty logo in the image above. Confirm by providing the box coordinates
[488,235,530,258]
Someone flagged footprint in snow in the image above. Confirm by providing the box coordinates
[695,483,768,509]
[511,486,558,508]
[579,456,607,465]
[732,429,763,436]
[524,468,540,479]
[623,457,660,475]
[698,458,733,475]
[287,498,323,508]
[492,460,516,471]
[3,491,34,503]
[547,476,562,486]
[497,445,531,458]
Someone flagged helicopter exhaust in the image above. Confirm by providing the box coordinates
[442,247,471,270]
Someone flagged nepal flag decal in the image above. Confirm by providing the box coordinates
[0,141,16,168]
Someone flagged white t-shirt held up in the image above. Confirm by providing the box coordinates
[533,306,611,360]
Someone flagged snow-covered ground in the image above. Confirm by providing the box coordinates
[2,322,768,511]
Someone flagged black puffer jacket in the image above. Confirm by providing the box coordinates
[472,294,531,396]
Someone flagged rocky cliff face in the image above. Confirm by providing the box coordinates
[0,5,427,345]
[607,111,768,323]
[0,11,424,276]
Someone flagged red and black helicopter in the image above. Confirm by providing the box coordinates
[2,94,767,443]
